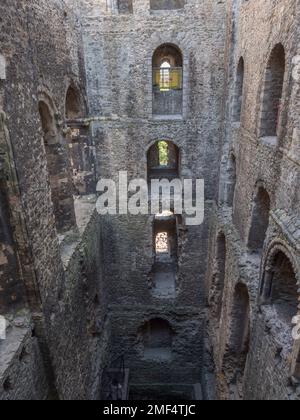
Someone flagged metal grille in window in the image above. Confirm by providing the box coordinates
[153,67,183,91]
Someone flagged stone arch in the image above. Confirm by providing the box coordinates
[152,44,183,116]
[260,246,299,325]
[261,242,300,384]
[233,57,245,123]
[38,97,76,233]
[65,84,84,120]
[147,140,180,182]
[259,44,286,139]
[247,183,271,253]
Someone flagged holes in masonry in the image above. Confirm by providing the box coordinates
[3,377,13,392]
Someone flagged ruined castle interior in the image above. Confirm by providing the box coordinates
[0,0,299,401]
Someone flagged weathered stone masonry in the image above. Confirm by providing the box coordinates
[0,0,299,401]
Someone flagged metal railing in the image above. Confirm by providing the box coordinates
[153,67,183,91]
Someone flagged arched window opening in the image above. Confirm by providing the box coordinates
[141,318,173,360]
[117,0,133,14]
[209,233,226,320]
[65,86,95,195]
[261,252,298,325]
[39,100,76,233]
[259,44,285,140]
[225,154,237,207]
[151,214,179,299]
[247,186,270,253]
[152,44,183,116]
[150,0,186,10]
[147,141,180,182]
[233,58,245,123]
[223,283,250,400]
[66,86,83,121]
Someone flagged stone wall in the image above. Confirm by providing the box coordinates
[80,0,226,394]
[0,0,299,401]
[207,0,300,400]
[0,0,108,400]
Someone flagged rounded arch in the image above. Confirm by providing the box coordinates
[260,242,299,324]
[152,43,183,68]
[222,281,251,399]
[65,83,84,120]
[262,240,299,280]
[247,181,271,253]
[38,87,58,114]
[38,99,58,146]
[259,43,286,138]
[152,43,183,116]
[38,93,76,233]
[146,136,182,153]
[147,140,180,182]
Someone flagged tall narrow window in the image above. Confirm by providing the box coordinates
[223,283,250,400]
[66,86,82,120]
[65,86,95,195]
[39,100,76,233]
[259,44,285,139]
[233,58,245,123]
[247,186,270,253]
[152,44,183,116]
[151,214,178,299]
